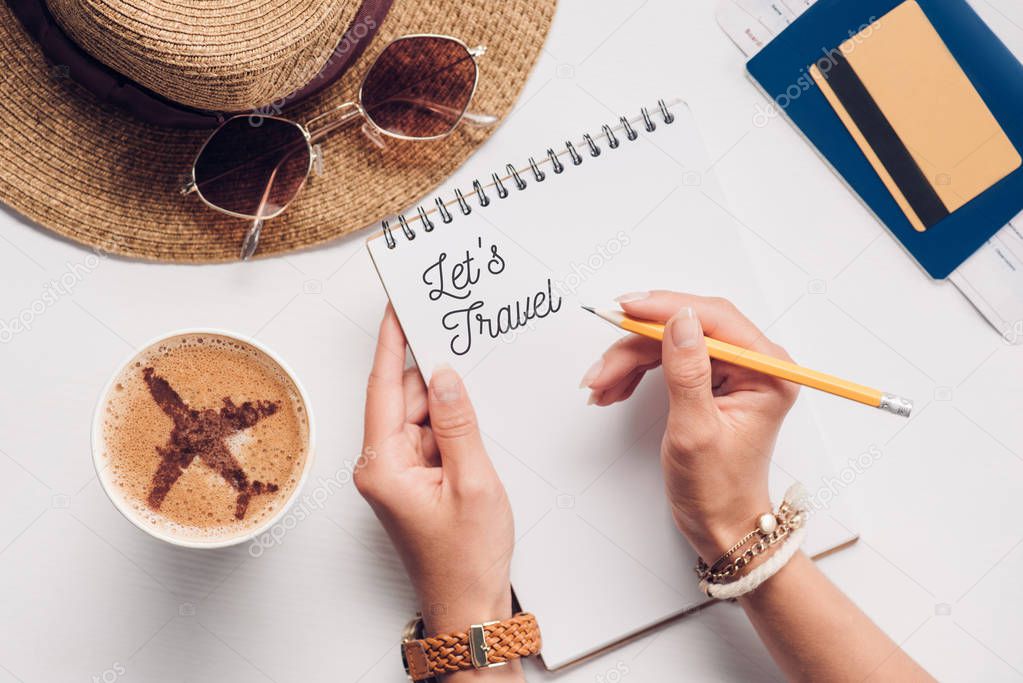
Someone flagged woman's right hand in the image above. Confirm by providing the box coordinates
[580,291,799,561]
[584,292,936,682]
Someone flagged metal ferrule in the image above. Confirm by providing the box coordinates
[878,393,913,417]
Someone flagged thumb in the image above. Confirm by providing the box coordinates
[428,365,492,486]
[662,307,719,445]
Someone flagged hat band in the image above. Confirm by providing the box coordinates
[9,0,395,129]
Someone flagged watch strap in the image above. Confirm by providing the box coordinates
[402,612,541,681]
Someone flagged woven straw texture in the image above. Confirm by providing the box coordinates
[47,0,360,111]
[0,0,555,262]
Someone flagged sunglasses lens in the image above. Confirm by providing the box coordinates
[193,117,311,218]
[361,36,477,139]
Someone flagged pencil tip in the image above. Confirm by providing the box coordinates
[580,305,595,314]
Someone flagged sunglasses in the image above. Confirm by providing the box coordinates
[181,34,493,259]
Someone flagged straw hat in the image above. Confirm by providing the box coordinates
[0,0,555,262]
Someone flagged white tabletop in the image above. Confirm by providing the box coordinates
[2,1,1022,681]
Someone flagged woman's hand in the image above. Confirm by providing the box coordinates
[358,301,932,683]
[356,306,516,647]
[580,291,798,560]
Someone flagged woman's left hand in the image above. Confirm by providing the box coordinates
[356,306,517,647]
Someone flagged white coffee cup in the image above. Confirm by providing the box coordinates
[91,328,316,549]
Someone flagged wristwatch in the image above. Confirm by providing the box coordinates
[400,612,542,681]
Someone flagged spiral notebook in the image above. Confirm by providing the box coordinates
[366,99,857,670]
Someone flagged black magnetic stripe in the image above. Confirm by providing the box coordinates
[822,51,950,228]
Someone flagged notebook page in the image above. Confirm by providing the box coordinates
[367,101,855,669]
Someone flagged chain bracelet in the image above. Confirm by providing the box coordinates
[694,500,806,584]
[709,528,760,571]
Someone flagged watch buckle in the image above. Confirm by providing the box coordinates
[469,621,506,671]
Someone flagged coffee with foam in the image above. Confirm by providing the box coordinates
[96,333,310,544]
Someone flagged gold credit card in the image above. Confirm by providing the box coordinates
[809,0,1021,232]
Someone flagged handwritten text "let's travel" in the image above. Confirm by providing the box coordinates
[421,237,563,356]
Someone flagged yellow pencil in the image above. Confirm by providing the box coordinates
[582,306,913,417]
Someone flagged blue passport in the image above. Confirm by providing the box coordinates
[747,0,1023,279]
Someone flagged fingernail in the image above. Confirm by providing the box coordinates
[615,291,650,304]
[587,391,600,406]
[670,307,701,348]
[579,357,604,389]
[431,364,461,403]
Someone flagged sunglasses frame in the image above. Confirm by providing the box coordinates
[183,33,486,222]
[354,33,485,142]
[185,115,315,221]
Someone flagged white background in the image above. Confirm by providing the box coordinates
[1,1,1022,681]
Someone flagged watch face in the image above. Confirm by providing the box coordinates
[401,615,424,642]
[401,616,426,679]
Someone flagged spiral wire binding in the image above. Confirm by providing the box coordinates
[381,102,676,248]
[398,214,415,240]
[507,164,527,190]
[620,116,638,141]
[528,157,546,182]
[472,180,491,207]
[491,172,509,198]
[602,124,620,149]
[453,188,472,215]
[435,197,453,223]
[418,205,434,232]
[640,106,656,132]
[565,141,583,166]
[658,99,675,124]
[547,148,565,174]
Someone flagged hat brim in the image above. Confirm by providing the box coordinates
[0,0,555,262]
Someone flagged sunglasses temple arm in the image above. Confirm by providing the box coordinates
[461,110,499,127]
[368,96,499,128]
[401,98,497,126]
[241,142,315,260]
[240,167,280,260]
[241,217,265,261]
